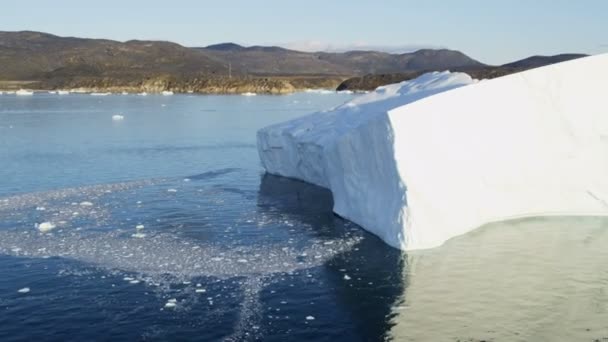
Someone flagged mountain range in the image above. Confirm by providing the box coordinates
[0,31,588,93]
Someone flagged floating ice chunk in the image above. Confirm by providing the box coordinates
[112,114,124,121]
[304,89,334,95]
[129,280,140,284]
[167,189,178,193]
[135,224,145,230]
[35,206,46,211]
[195,289,206,293]
[258,55,608,250]
[57,90,69,95]
[138,92,148,96]
[79,201,93,207]
[18,287,30,294]
[123,277,134,281]
[91,92,111,96]
[16,89,34,96]
[306,316,315,320]
[343,274,351,280]
[161,91,174,96]
[237,259,248,263]
[131,233,147,238]
[164,298,177,308]
[241,92,257,96]
[37,222,56,233]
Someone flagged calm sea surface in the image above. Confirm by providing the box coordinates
[1,93,607,341]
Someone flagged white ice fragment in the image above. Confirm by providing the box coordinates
[123,277,134,281]
[18,287,30,293]
[131,233,146,238]
[306,316,315,320]
[129,280,140,284]
[343,274,351,280]
[167,189,177,193]
[35,206,46,211]
[237,259,248,263]
[37,222,56,233]
[195,289,206,293]
[79,201,93,207]
[135,224,145,230]
[112,114,124,121]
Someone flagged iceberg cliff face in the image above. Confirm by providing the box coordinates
[257,54,608,250]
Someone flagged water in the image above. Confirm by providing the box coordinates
[1,93,608,341]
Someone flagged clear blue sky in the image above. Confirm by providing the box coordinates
[2,0,607,64]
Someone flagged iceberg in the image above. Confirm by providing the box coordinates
[16,89,34,96]
[257,54,608,250]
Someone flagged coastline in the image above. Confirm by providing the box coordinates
[0,75,348,95]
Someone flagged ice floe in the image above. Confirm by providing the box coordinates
[258,54,608,250]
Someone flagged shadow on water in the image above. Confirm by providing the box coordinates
[257,174,406,341]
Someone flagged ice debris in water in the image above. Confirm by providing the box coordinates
[18,287,30,294]
[164,298,177,308]
[343,274,351,280]
[112,114,124,121]
[135,224,145,230]
[79,201,93,207]
[36,222,56,233]
[131,233,146,238]
[306,316,315,320]
[167,189,177,193]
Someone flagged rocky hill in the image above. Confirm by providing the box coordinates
[0,31,588,93]
[196,44,485,76]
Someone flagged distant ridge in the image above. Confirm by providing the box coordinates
[501,54,588,68]
[204,42,246,51]
[0,31,589,93]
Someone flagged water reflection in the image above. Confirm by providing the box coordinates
[258,174,406,341]
[391,216,608,341]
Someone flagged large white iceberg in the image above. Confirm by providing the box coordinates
[257,54,608,250]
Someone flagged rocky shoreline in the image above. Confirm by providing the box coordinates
[0,76,346,95]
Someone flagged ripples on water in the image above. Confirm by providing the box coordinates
[1,94,607,341]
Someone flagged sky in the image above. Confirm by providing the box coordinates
[2,0,607,65]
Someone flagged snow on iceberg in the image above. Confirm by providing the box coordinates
[257,54,608,250]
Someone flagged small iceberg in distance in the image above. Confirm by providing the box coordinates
[161,90,174,96]
[112,114,125,121]
[257,54,608,251]
[36,222,57,233]
[304,88,335,95]
[91,92,111,96]
[241,92,257,96]
[16,89,34,96]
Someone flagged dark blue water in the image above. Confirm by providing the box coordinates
[0,93,405,341]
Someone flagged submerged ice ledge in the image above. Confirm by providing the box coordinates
[257,54,608,250]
